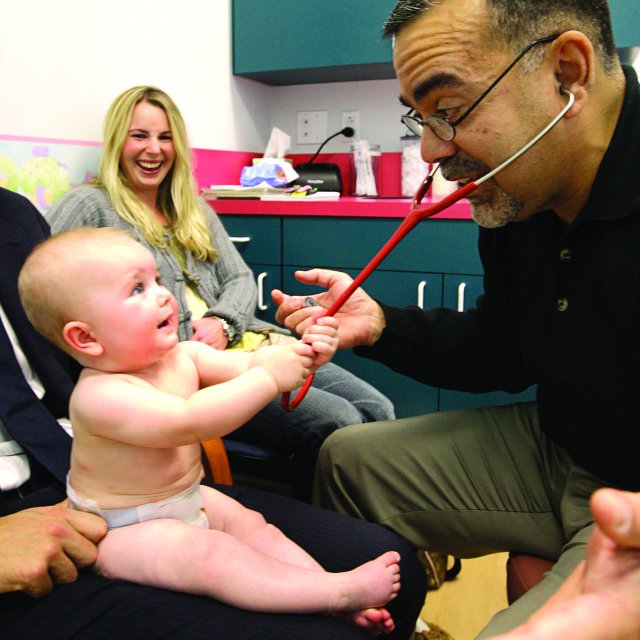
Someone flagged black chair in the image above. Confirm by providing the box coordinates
[222,438,315,501]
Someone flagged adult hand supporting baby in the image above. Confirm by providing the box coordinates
[0,502,106,597]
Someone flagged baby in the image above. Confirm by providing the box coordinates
[18,227,400,634]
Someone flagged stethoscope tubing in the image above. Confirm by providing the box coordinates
[282,89,574,410]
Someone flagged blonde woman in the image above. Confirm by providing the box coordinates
[47,86,394,501]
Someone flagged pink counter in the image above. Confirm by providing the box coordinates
[196,148,472,220]
[207,196,472,219]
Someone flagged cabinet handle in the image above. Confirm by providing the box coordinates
[230,236,251,244]
[417,280,427,309]
[257,272,268,311]
[457,282,467,312]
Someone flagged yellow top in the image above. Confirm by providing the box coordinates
[168,232,266,352]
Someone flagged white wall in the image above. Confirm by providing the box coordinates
[271,79,408,155]
[0,0,273,151]
[0,0,406,154]
[2,2,638,157]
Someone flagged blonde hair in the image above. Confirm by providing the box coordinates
[18,227,135,352]
[94,86,218,261]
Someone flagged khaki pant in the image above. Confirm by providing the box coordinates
[313,402,606,637]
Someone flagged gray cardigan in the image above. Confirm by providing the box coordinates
[46,186,285,344]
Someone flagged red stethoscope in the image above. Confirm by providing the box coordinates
[282,88,575,411]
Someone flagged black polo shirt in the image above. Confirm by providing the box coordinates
[359,65,640,489]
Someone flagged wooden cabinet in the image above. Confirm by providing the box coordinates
[232,0,396,85]
[222,212,534,417]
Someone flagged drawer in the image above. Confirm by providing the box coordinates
[283,267,443,310]
[443,274,484,311]
[218,214,282,265]
[283,217,482,274]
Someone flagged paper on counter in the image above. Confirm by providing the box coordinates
[260,191,340,201]
[202,183,284,199]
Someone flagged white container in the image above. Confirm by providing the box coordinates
[401,134,429,197]
[349,142,381,196]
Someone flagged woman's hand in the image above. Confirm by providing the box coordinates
[190,317,228,349]
[272,269,386,350]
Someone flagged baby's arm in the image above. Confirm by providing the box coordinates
[247,341,315,392]
[73,344,315,447]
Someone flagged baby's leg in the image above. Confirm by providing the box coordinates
[95,519,400,631]
[201,485,399,633]
[201,485,322,570]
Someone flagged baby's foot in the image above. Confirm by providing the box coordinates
[333,551,401,612]
[346,607,395,635]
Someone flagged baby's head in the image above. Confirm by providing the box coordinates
[19,227,178,370]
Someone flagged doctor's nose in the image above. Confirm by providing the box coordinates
[421,131,458,166]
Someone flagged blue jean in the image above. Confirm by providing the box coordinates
[231,362,395,456]
[228,362,394,500]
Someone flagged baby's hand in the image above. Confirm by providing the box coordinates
[299,315,339,368]
[261,343,315,392]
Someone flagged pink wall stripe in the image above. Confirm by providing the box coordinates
[0,133,102,147]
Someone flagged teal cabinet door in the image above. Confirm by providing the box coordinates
[232,0,396,84]
[248,263,282,325]
[222,214,282,265]
[283,217,482,275]
[282,265,443,309]
[220,215,283,325]
[233,0,639,83]
[439,274,536,411]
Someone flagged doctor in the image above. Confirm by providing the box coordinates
[273,0,640,636]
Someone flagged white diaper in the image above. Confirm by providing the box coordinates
[67,477,209,530]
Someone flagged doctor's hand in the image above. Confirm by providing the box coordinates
[272,268,386,350]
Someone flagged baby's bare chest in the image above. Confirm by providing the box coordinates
[145,355,200,398]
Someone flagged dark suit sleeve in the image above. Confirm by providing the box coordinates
[0,188,80,414]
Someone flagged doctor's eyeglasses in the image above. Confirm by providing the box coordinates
[401,33,560,142]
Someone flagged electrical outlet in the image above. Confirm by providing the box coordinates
[297,110,328,144]
[342,110,360,140]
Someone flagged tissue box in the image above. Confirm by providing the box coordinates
[252,157,292,166]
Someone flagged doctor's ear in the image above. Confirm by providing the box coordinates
[552,31,595,113]
[62,321,104,358]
